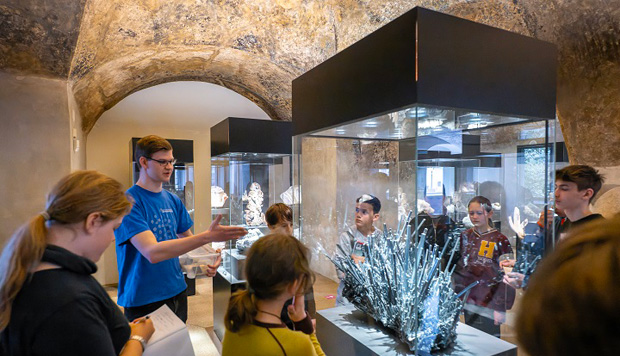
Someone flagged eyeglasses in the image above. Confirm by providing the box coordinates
[146,157,177,166]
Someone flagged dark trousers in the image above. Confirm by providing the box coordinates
[464,309,501,338]
[124,289,188,323]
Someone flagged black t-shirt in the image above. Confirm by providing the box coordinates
[415,213,455,248]
[1,245,130,356]
[558,213,605,236]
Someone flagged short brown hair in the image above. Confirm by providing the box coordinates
[556,165,605,202]
[516,215,620,356]
[134,135,172,163]
[265,203,293,227]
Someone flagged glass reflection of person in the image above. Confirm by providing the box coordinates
[478,181,506,231]
[415,186,455,269]
[452,196,514,338]
[335,194,381,306]
[264,203,316,328]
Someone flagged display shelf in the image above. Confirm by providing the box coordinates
[211,207,230,215]
[221,249,248,281]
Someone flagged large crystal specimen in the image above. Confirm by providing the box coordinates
[324,217,476,352]
[242,182,265,226]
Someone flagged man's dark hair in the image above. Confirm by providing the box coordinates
[356,194,381,214]
[135,135,173,163]
[556,165,605,202]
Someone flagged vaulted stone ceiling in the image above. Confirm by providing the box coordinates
[0,0,618,165]
[0,0,86,77]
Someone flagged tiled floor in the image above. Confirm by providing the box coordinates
[106,273,339,356]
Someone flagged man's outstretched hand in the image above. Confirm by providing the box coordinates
[208,214,248,242]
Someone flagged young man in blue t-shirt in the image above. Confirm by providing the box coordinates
[115,135,247,322]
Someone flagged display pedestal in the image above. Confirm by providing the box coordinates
[213,269,245,341]
[222,249,247,281]
[316,305,517,356]
[184,274,196,296]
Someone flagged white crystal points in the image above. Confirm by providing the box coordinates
[280,185,301,205]
[211,186,228,208]
[242,182,265,226]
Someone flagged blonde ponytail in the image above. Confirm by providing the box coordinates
[0,170,131,331]
[224,289,257,332]
[0,214,48,330]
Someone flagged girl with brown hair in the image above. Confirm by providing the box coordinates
[0,171,154,356]
[222,233,324,355]
[452,195,514,337]
[265,203,317,328]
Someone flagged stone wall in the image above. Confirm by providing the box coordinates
[2,1,617,168]
[0,70,74,247]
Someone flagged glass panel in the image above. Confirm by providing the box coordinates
[212,152,292,283]
[294,105,555,343]
[310,106,532,140]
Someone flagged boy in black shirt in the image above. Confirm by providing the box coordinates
[554,165,605,239]
[503,165,605,289]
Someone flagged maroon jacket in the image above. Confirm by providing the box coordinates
[452,228,515,312]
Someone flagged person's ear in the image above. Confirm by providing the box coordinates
[139,156,149,170]
[373,213,380,222]
[84,212,103,234]
[582,188,594,201]
[287,278,302,296]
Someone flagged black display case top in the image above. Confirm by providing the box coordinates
[210,117,293,157]
[292,7,557,136]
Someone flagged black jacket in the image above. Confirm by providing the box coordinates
[1,245,130,356]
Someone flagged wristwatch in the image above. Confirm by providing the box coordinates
[130,335,147,352]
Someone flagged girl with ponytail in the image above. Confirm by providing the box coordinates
[0,171,154,356]
[222,233,324,356]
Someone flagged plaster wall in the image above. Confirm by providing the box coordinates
[67,83,86,170]
[86,119,212,285]
[0,70,74,248]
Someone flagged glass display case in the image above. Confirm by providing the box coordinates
[292,6,557,352]
[210,117,293,340]
[211,152,292,282]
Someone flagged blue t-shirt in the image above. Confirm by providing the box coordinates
[115,185,193,307]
